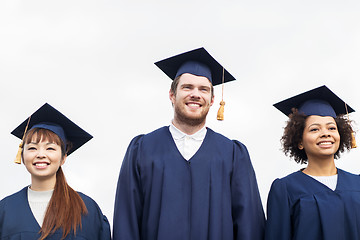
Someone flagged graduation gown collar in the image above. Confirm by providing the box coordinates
[296,168,356,192]
[20,187,42,230]
[165,126,212,162]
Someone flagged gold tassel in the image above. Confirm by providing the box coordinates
[351,132,357,148]
[217,101,225,121]
[217,67,225,121]
[14,116,31,164]
[14,142,23,164]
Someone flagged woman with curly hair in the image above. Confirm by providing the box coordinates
[0,103,111,240]
[265,86,360,240]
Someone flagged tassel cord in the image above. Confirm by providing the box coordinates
[14,116,31,164]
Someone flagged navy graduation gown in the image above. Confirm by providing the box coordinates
[265,168,360,240]
[113,126,265,240]
[0,187,111,240]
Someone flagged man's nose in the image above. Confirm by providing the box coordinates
[190,88,201,99]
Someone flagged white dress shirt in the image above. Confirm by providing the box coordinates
[169,123,207,161]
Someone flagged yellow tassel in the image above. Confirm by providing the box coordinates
[217,101,225,121]
[14,116,31,164]
[14,142,23,164]
[351,132,357,148]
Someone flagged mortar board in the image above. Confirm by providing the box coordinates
[154,47,235,86]
[11,103,93,163]
[273,85,355,118]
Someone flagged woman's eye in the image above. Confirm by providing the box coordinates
[310,128,318,132]
[28,147,36,150]
[47,147,55,151]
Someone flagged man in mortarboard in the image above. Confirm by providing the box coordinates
[113,48,265,240]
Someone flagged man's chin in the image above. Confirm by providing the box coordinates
[179,114,207,126]
[174,107,210,126]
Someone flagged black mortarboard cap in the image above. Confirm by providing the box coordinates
[154,47,236,86]
[11,103,92,156]
[274,85,355,117]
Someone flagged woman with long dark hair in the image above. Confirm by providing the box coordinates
[0,103,111,240]
[265,86,360,240]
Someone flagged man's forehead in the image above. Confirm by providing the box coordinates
[178,73,212,87]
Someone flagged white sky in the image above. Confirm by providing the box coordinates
[1,0,360,231]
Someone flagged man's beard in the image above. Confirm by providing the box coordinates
[174,103,210,126]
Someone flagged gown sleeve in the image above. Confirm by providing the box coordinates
[113,135,144,240]
[231,141,265,240]
[265,178,292,240]
[99,214,111,240]
[77,192,112,240]
[0,197,4,238]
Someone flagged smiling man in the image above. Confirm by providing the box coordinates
[113,48,265,240]
[170,72,214,133]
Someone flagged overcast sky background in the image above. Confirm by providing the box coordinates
[1,0,360,231]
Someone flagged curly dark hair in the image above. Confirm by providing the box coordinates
[281,109,354,164]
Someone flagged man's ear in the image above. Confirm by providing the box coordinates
[210,95,215,106]
[169,89,175,105]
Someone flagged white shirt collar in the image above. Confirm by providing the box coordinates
[169,123,207,141]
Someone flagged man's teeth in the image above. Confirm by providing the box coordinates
[188,103,200,107]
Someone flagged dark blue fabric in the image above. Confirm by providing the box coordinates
[0,187,111,240]
[175,61,213,82]
[31,122,67,145]
[11,103,93,156]
[273,85,355,117]
[265,169,360,240]
[299,99,336,118]
[154,47,236,86]
[113,126,265,240]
